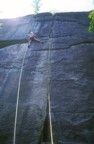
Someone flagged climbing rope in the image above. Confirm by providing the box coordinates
[13,41,54,144]
[13,44,28,144]
[47,42,54,144]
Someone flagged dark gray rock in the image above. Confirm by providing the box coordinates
[0,44,48,144]
[0,13,53,40]
[0,12,94,144]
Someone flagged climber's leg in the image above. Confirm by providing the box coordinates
[28,38,32,48]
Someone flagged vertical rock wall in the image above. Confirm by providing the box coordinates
[0,12,94,144]
[49,13,94,144]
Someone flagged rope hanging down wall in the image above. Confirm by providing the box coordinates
[47,42,54,144]
[13,44,28,144]
[13,41,54,144]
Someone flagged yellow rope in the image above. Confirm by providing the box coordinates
[48,95,54,144]
[13,41,54,144]
[13,44,28,144]
[47,42,54,144]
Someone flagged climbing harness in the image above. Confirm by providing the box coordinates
[47,42,54,144]
[13,44,28,144]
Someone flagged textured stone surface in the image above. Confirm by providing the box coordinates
[0,13,53,40]
[0,44,48,144]
[0,12,94,144]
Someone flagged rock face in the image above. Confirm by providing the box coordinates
[0,12,94,144]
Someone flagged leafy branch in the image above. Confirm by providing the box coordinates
[88,10,94,32]
[32,0,42,15]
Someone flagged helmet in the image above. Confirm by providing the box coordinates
[30,32,33,34]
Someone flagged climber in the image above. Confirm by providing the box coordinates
[28,31,43,47]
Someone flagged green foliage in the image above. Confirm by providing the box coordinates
[0,11,3,28]
[32,0,42,15]
[50,9,59,16]
[0,23,3,28]
[88,10,94,32]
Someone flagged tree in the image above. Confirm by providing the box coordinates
[50,9,59,16]
[88,0,94,32]
[0,11,3,28]
[32,0,42,15]
[88,10,94,32]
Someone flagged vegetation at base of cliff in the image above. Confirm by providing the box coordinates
[0,39,27,49]
[88,10,94,32]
